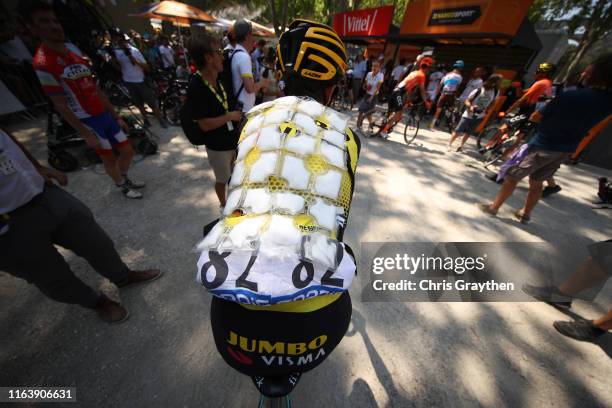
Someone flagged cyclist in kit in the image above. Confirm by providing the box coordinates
[430,60,464,129]
[378,56,433,139]
[498,62,555,159]
[198,19,360,397]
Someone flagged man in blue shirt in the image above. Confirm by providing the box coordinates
[478,53,612,223]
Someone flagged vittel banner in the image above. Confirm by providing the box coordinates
[333,5,395,37]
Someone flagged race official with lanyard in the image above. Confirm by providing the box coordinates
[185,33,243,212]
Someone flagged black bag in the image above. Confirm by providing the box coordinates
[598,177,612,203]
[180,98,209,146]
[219,48,245,111]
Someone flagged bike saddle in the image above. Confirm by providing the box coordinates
[251,372,302,398]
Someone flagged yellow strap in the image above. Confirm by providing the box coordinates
[199,73,229,111]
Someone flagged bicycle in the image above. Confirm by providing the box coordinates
[367,102,424,145]
[331,79,352,112]
[441,100,462,133]
[477,113,534,166]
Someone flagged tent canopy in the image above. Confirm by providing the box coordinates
[130,1,217,26]
[213,17,276,38]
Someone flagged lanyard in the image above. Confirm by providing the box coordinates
[199,73,228,111]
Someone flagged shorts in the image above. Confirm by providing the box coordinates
[124,81,158,109]
[80,111,128,155]
[437,93,456,109]
[358,97,376,114]
[454,116,482,135]
[206,147,236,183]
[505,148,569,182]
[388,90,405,113]
[210,291,352,377]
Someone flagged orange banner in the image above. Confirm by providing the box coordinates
[400,0,533,37]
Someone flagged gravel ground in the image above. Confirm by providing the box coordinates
[1,111,611,408]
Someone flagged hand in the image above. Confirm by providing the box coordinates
[425,100,433,110]
[259,78,270,89]
[227,111,243,122]
[116,117,130,133]
[80,128,102,150]
[38,166,68,186]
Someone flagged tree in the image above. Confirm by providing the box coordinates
[529,0,612,81]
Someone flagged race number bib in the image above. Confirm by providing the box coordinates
[196,242,356,306]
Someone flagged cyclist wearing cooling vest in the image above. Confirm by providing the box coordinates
[22,1,145,199]
[378,56,433,138]
[198,19,360,397]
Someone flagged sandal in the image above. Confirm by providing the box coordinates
[477,203,498,216]
[514,210,530,224]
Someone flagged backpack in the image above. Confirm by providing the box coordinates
[180,98,209,146]
[219,48,245,110]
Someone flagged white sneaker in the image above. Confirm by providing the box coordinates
[119,185,143,199]
[380,131,389,139]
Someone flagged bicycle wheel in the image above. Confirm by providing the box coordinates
[403,114,420,145]
[477,126,501,150]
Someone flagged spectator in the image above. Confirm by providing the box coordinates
[449,74,501,151]
[390,58,408,88]
[458,66,485,103]
[426,63,445,104]
[0,128,161,323]
[22,0,145,199]
[356,60,384,134]
[231,19,268,113]
[523,240,611,342]
[352,54,367,104]
[251,39,266,81]
[158,36,175,73]
[478,54,612,223]
[111,32,168,128]
[185,33,242,212]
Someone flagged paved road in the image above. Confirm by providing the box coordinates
[1,113,611,408]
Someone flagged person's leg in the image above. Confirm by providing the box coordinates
[115,142,135,176]
[126,83,150,126]
[382,111,401,133]
[140,83,167,126]
[519,177,543,217]
[357,112,364,127]
[430,107,442,127]
[0,195,101,309]
[99,152,123,184]
[558,256,609,296]
[449,131,460,147]
[593,310,612,330]
[45,187,130,285]
[490,178,519,211]
[214,182,227,207]
[459,132,472,148]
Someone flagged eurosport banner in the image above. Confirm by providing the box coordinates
[428,5,481,26]
[332,5,394,38]
[360,242,612,302]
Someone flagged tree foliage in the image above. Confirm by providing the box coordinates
[527,0,612,80]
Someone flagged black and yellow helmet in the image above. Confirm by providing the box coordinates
[536,62,556,76]
[276,19,348,86]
